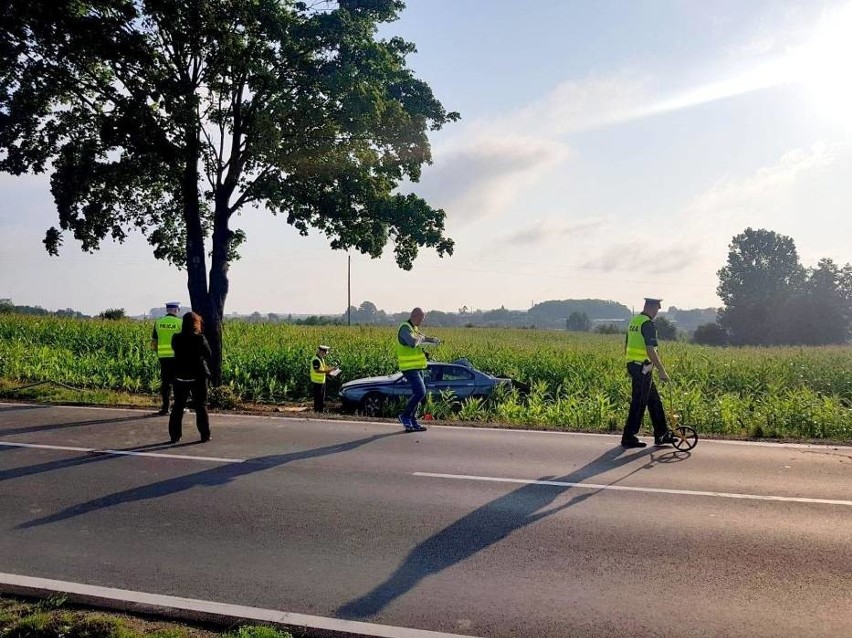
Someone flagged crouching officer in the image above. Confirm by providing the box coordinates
[310,345,339,412]
[151,301,182,415]
[622,297,674,448]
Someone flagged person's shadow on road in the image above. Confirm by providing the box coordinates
[0,437,211,482]
[14,431,401,529]
[336,445,689,620]
[0,412,158,437]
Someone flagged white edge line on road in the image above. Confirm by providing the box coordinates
[2,402,850,451]
[0,572,479,638]
[0,441,244,464]
[413,472,852,507]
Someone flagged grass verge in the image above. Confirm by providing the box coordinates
[1,378,849,445]
[0,595,292,638]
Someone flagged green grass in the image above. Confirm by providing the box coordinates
[1,314,850,440]
[0,596,292,638]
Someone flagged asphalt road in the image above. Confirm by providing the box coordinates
[1,402,850,637]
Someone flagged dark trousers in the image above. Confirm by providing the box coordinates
[401,369,427,419]
[159,357,176,410]
[169,378,210,441]
[313,382,326,412]
[622,362,668,441]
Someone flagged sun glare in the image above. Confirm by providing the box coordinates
[794,2,852,129]
[645,2,852,129]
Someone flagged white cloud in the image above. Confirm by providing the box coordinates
[416,135,571,223]
[684,141,834,221]
[414,71,655,223]
[578,142,835,277]
[494,217,608,247]
[582,241,701,274]
[487,72,652,137]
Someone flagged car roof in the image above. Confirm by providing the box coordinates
[429,358,474,369]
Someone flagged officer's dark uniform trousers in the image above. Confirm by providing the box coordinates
[312,382,326,412]
[623,362,668,441]
[159,357,176,412]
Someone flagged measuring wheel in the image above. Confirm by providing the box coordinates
[671,425,698,451]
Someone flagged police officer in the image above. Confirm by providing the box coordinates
[151,301,182,415]
[396,307,440,432]
[622,298,675,448]
[310,345,338,412]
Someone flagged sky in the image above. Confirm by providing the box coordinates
[2,0,852,316]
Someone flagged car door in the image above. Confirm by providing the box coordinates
[436,365,476,398]
[422,365,440,396]
[392,373,412,399]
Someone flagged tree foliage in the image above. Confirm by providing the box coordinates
[663,306,717,334]
[593,323,623,335]
[653,315,678,341]
[692,322,728,346]
[98,308,126,320]
[0,298,50,316]
[565,311,591,332]
[717,228,805,307]
[717,228,851,345]
[0,0,458,381]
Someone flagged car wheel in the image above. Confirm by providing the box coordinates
[361,392,385,417]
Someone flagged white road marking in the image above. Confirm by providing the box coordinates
[413,472,852,507]
[2,401,851,451]
[0,441,244,464]
[0,572,478,638]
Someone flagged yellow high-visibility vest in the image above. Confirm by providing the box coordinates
[625,314,654,363]
[310,356,329,384]
[396,322,427,371]
[155,315,182,358]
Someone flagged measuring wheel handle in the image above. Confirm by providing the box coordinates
[672,425,698,451]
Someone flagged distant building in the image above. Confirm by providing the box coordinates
[592,318,628,326]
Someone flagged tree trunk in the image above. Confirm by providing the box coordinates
[180,123,227,384]
[206,192,231,386]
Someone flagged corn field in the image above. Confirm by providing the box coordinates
[1,314,850,440]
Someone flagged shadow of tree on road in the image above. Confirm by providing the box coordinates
[16,432,400,529]
[337,446,689,619]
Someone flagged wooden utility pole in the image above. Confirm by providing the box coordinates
[347,254,351,327]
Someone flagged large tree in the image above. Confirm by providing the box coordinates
[717,228,805,345]
[0,0,457,381]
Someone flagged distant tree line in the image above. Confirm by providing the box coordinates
[0,298,87,318]
[213,299,707,337]
[1,299,130,320]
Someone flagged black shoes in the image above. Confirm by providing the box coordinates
[655,432,676,446]
[399,415,427,432]
[170,437,181,444]
[621,438,647,448]
[158,408,170,416]
[200,435,211,443]
[406,417,427,432]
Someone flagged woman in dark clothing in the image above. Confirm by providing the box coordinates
[168,311,212,443]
